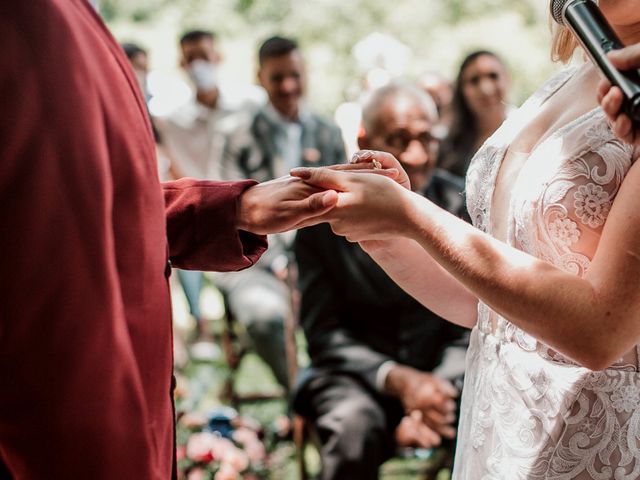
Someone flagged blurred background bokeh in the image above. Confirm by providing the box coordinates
[103,0,559,118]
[100,2,565,478]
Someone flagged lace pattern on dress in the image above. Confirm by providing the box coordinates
[455,65,640,480]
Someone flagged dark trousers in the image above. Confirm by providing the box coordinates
[296,374,404,480]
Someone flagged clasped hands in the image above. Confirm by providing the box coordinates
[237,150,413,242]
[385,364,458,449]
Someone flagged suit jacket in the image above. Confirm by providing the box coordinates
[220,107,347,183]
[219,105,347,269]
[0,2,266,478]
[293,170,469,407]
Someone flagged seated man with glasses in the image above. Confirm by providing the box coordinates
[293,83,470,480]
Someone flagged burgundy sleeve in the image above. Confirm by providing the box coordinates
[163,177,268,271]
[0,4,157,478]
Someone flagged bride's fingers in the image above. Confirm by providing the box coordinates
[613,114,634,142]
[290,167,350,191]
[347,168,400,178]
[602,86,624,121]
[596,79,611,105]
[608,43,640,71]
[350,150,400,169]
[326,162,380,171]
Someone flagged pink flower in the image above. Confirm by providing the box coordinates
[186,432,215,463]
[180,412,208,429]
[223,447,250,472]
[244,441,266,464]
[232,427,259,445]
[176,445,187,462]
[214,463,238,480]
[210,436,235,460]
[232,427,265,464]
[187,467,208,480]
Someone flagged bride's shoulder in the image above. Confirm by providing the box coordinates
[531,65,581,102]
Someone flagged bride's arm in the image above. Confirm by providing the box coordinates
[360,237,478,328]
[402,168,640,370]
[293,161,640,371]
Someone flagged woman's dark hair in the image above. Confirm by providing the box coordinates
[440,50,504,177]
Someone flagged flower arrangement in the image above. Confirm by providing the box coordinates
[176,407,268,480]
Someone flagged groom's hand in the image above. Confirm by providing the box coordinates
[237,175,338,235]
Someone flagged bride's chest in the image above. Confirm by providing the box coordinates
[490,95,600,241]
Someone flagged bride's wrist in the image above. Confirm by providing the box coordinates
[401,190,430,242]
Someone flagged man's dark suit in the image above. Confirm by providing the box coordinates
[293,169,469,480]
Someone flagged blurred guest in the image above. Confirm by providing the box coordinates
[155,29,228,182]
[439,50,510,177]
[121,41,179,175]
[417,70,454,131]
[121,42,150,100]
[293,84,468,480]
[154,30,229,340]
[216,36,347,389]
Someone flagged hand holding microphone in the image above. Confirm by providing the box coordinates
[598,45,640,145]
[551,0,640,144]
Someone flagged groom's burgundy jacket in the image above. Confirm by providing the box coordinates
[0,1,266,478]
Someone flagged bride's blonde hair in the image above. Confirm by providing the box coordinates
[550,19,580,63]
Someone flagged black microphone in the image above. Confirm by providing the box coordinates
[551,0,640,123]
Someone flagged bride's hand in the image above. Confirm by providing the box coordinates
[349,150,412,190]
[597,45,640,146]
[290,165,414,242]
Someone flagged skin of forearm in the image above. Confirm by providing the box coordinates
[363,238,478,328]
[402,191,630,370]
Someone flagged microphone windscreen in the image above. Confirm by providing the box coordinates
[550,0,570,25]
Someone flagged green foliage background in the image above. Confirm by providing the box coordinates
[103,0,564,115]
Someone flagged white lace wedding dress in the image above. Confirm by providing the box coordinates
[454,64,640,479]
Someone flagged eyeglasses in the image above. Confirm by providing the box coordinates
[383,129,440,154]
